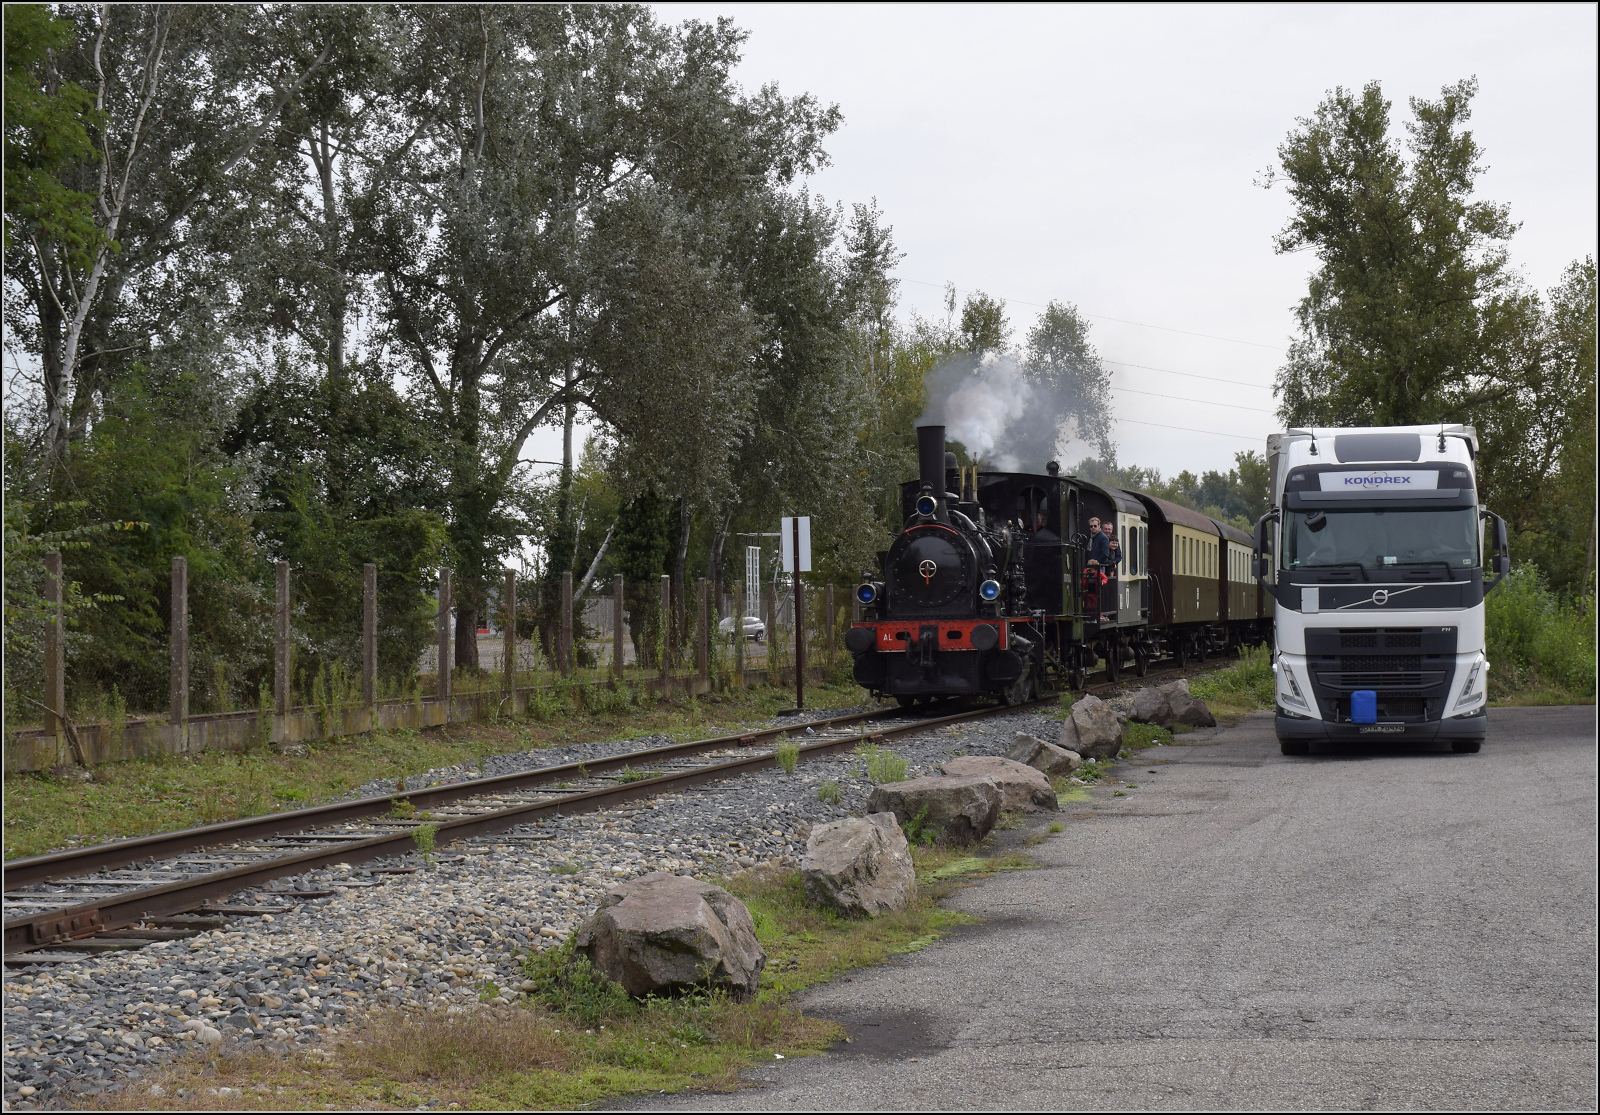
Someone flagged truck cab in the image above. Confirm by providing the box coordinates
[1254,426,1509,754]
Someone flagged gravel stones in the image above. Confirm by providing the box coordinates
[1,704,1064,1108]
[937,756,1058,812]
[575,873,766,1000]
[1057,694,1125,759]
[866,774,1003,845]
[801,814,916,918]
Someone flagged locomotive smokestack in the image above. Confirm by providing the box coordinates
[916,425,946,510]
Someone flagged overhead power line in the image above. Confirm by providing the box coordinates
[1114,416,1268,443]
[1111,385,1277,414]
[901,277,1289,352]
[1102,358,1273,390]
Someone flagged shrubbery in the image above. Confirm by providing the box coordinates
[1485,567,1596,700]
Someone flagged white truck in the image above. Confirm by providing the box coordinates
[1253,425,1509,755]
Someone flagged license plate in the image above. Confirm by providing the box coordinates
[1358,724,1405,734]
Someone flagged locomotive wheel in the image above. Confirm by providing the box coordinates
[1134,650,1149,678]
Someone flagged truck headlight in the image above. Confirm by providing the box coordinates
[1276,655,1308,710]
[1453,656,1487,711]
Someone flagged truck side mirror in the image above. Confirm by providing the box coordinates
[1483,509,1510,592]
[1252,510,1279,595]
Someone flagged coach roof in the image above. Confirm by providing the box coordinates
[1130,492,1222,536]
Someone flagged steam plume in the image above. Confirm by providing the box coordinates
[918,352,1093,471]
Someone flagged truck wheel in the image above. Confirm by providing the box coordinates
[1279,737,1310,756]
[1451,740,1482,753]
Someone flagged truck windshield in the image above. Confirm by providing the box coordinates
[1284,507,1479,571]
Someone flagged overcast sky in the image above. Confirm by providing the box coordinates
[567,1,1594,482]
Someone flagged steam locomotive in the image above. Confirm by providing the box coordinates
[843,424,1271,704]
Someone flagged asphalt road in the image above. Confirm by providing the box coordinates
[651,704,1598,1111]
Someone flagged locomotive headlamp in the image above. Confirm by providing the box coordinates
[979,578,1002,602]
[856,581,879,605]
[914,493,938,517]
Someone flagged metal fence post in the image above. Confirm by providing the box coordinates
[363,563,377,712]
[559,570,573,677]
[502,568,517,699]
[659,574,671,698]
[612,574,625,680]
[437,569,452,708]
[275,561,291,733]
[170,556,188,747]
[43,551,64,754]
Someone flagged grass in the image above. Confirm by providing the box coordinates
[773,741,799,774]
[815,779,841,805]
[1188,643,1275,719]
[853,739,908,784]
[1122,722,1173,750]
[2,680,871,860]
[112,846,1031,1111]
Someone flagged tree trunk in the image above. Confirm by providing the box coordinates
[672,501,692,648]
[455,601,479,668]
[709,507,731,619]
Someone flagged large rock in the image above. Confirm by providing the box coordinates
[867,774,1002,845]
[574,872,765,1000]
[801,813,915,917]
[1007,732,1083,778]
[939,756,1058,812]
[1057,694,1125,760]
[1130,679,1216,729]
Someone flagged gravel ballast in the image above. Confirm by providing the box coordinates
[2,707,1064,1107]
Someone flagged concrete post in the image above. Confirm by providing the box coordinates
[733,579,745,685]
[559,570,573,677]
[502,569,517,698]
[43,552,64,752]
[363,563,377,711]
[696,578,709,683]
[826,583,836,668]
[275,561,291,724]
[659,574,671,697]
[612,574,625,680]
[170,556,188,744]
[436,569,452,708]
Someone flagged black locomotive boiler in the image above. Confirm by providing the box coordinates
[844,424,1271,704]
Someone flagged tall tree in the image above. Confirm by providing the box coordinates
[1269,78,1518,427]
[1023,300,1114,460]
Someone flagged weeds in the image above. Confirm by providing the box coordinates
[854,739,907,784]
[774,741,799,774]
[521,939,635,1027]
[1123,722,1172,749]
[815,779,841,805]
[1048,822,1064,833]
[1075,759,1105,782]
[412,823,437,864]
[1189,643,1275,716]
[615,766,657,784]
[387,798,416,820]
[900,804,938,847]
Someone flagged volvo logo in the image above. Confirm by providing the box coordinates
[919,559,938,584]
[1372,589,1390,606]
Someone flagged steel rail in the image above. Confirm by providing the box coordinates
[3,695,1053,955]
[4,700,978,890]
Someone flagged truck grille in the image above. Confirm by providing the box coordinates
[1341,655,1422,671]
[1319,671,1445,692]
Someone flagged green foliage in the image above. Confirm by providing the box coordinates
[900,805,938,847]
[773,741,799,774]
[412,823,437,864]
[854,739,908,784]
[521,938,635,1026]
[1075,759,1105,783]
[959,291,1010,354]
[815,779,841,805]
[1485,567,1596,699]
[1122,722,1173,749]
[2,4,103,263]
[614,766,656,784]
[1189,644,1276,713]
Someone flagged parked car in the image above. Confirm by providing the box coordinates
[717,615,765,642]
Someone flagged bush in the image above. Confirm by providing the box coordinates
[1486,567,1596,699]
[1189,642,1274,711]
[854,739,907,784]
[521,938,635,1026]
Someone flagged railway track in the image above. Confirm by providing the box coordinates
[3,657,1216,960]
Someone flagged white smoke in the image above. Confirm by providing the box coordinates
[919,352,1084,472]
